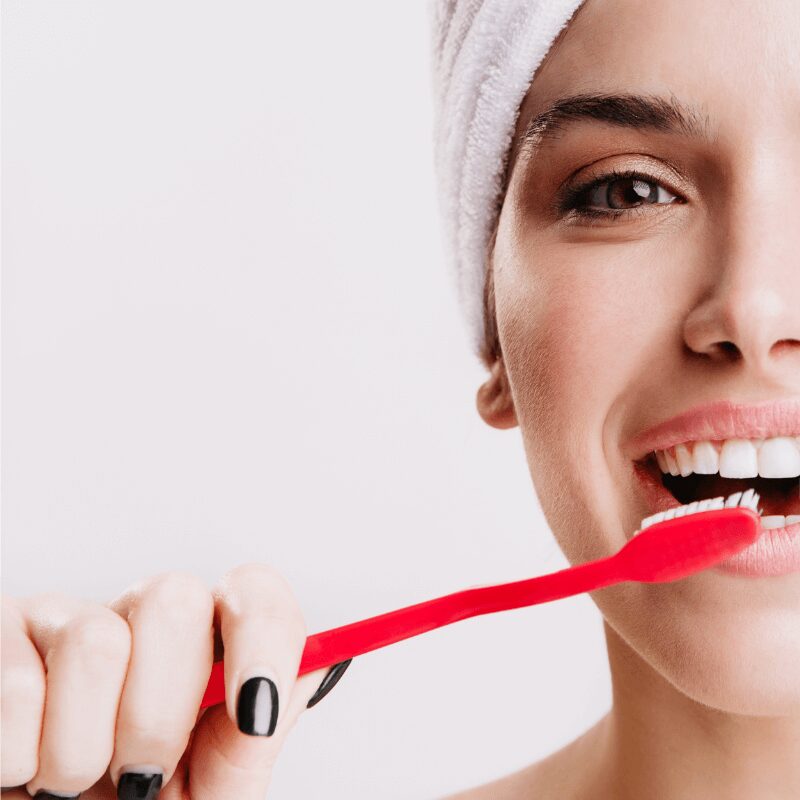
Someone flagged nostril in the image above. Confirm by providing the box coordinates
[714,341,741,359]
[773,338,800,355]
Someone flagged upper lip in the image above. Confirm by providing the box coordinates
[625,399,800,462]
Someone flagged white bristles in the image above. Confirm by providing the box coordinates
[636,489,762,534]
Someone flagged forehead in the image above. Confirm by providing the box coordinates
[510,0,800,171]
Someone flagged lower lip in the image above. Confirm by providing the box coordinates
[632,462,800,578]
[713,520,800,576]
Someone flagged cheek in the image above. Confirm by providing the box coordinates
[494,240,674,557]
[495,251,642,563]
[499,243,658,426]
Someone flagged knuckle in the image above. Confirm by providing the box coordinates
[139,571,213,622]
[217,562,299,607]
[215,564,307,644]
[61,610,131,664]
[221,562,286,591]
[23,590,75,618]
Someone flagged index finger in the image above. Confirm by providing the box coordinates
[213,563,307,736]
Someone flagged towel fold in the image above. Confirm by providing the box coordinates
[428,0,585,356]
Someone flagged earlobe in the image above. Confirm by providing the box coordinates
[476,357,518,429]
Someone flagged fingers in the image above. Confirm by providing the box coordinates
[179,564,309,800]
[21,593,131,797]
[215,564,307,736]
[0,565,352,800]
[107,572,214,793]
[1,597,46,788]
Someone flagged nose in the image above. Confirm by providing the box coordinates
[682,158,800,380]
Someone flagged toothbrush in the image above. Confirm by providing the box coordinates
[200,490,762,709]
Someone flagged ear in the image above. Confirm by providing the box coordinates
[476,357,518,430]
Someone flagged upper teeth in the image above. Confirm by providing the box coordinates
[654,436,800,479]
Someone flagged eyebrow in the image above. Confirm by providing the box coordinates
[515,92,713,169]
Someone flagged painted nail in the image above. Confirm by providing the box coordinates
[307,658,352,708]
[117,770,163,800]
[237,676,279,736]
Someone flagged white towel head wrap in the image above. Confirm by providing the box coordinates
[429,0,586,358]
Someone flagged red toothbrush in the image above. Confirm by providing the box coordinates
[200,490,762,709]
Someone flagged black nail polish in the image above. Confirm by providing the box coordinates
[307,658,352,708]
[117,771,162,800]
[237,676,279,736]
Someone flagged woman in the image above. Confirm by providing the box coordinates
[3,0,800,797]
[442,0,800,796]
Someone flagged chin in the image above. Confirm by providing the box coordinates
[609,585,800,716]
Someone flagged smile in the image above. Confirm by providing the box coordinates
[627,399,800,576]
[651,437,800,528]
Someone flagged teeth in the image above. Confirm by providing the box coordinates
[674,443,694,477]
[664,449,680,476]
[758,437,800,478]
[692,441,719,474]
[762,515,800,529]
[652,436,800,479]
[719,439,759,478]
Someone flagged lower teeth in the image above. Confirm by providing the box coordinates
[762,515,800,530]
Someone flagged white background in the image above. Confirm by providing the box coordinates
[2,2,610,796]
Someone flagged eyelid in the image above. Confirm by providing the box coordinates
[552,159,688,217]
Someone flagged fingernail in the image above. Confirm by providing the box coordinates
[307,658,352,708]
[117,770,163,800]
[237,676,279,736]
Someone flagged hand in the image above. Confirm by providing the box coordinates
[1,564,350,799]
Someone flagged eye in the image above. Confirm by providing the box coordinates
[560,169,681,220]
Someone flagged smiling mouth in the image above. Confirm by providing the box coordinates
[638,455,800,521]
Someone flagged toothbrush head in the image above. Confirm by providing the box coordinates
[619,489,763,583]
[636,488,764,533]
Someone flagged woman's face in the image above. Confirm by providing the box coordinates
[487,0,800,714]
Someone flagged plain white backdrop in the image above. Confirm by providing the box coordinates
[2,2,610,797]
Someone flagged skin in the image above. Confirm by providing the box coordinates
[3,1,800,798]
[455,0,800,797]
[1,566,332,798]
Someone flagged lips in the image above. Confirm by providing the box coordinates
[625,399,800,462]
[627,402,800,577]
[626,397,800,518]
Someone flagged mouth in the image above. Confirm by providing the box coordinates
[635,452,800,523]
[627,400,800,525]
[625,401,800,575]
[632,443,800,577]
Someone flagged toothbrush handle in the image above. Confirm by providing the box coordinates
[200,552,623,709]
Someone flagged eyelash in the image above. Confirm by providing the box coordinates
[557,168,681,221]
